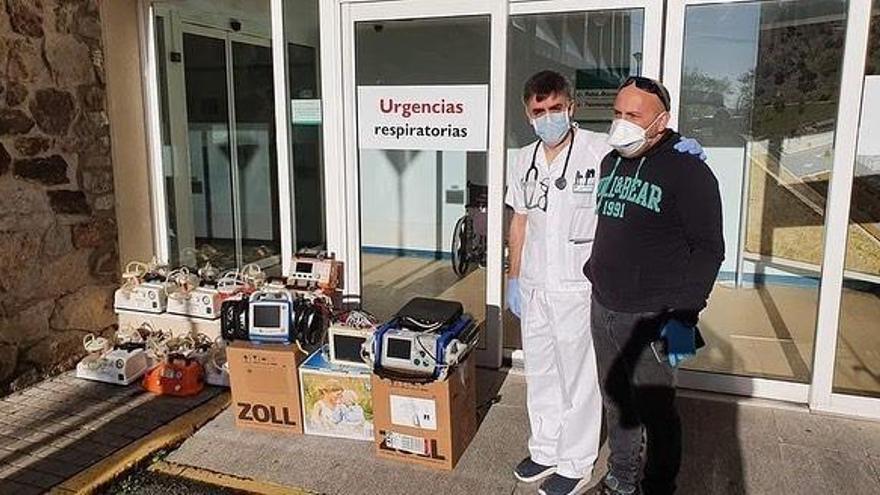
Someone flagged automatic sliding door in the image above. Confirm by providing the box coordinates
[152,2,281,271]
[181,32,237,266]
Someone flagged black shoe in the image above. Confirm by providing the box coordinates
[514,457,556,483]
[538,473,590,495]
[593,477,639,495]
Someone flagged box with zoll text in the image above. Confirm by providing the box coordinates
[371,353,477,471]
[227,341,305,435]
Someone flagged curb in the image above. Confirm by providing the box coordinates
[48,392,231,495]
[149,460,312,495]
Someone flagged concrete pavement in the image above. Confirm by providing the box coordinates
[164,369,880,495]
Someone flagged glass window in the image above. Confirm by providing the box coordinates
[152,1,280,270]
[285,0,327,251]
[834,4,880,397]
[678,0,848,383]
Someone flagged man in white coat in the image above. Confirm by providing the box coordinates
[506,70,703,495]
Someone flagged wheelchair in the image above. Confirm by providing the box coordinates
[451,182,488,277]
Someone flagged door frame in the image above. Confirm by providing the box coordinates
[331,0,508,368]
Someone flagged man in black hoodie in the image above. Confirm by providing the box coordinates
[584,77,724,495]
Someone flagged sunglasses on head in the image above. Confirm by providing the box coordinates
[621,76,671,111]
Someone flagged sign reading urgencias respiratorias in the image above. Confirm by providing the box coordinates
[357,85,489,151]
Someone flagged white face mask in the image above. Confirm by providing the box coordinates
[606,113,665,158]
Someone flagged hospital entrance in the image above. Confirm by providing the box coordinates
[143,0,880,410]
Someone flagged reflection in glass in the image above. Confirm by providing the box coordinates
[504,10,644,348]
[285,0,326,250]
[232,41,280,265]
[182,33,236,266]
[355,17,490,321]
[835,6,880,398]
[507,10,645,146]
[152,1,280,270]
[678,0,848,383]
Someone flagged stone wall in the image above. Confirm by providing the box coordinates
[0,0,118,394]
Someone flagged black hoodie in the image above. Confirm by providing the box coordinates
[584,131,724,315]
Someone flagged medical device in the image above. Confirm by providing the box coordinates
[114,282,168,314]
[76,341,150,386]
[365,298,479,380]
[220,296,249,342]
[248,289,295,343]
[165,266,223,319]
[202,339,230,387]
[328,325,372,368]
[142,354,205,396]
[167,286,221,319]
[287,252,341,291]
[216,263,265,302]
[218,286,330,347]
[327,310,378,368]
[524,128,576,194]
[114,259,172,314]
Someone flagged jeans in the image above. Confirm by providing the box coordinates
[591,298,682,495]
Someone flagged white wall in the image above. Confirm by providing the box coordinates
[188,124,275,240]
[359,150,466,253]
[705,146,746,276]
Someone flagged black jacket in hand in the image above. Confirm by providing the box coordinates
[584,131,724,316]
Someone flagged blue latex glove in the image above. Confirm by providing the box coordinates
[660,318,697,367]
[507,278,522,319]
[673,136,707,161]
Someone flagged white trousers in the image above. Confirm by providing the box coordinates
[520,288,602,479]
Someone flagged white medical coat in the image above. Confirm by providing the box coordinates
[505,127,610,291]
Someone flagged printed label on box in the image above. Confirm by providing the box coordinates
[385,432,429,456]
[390,395,437,431]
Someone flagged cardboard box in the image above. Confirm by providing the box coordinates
[227,341,305,434]
[300,347,374,441]
[372,354,477,470]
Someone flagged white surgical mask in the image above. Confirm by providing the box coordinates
[606,113,665,158]
[531,111,571,147]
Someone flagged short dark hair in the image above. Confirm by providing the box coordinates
[522,70,573,104]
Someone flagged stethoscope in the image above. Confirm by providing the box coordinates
[525,128,575,190]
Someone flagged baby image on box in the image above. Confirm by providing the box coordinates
[302,376,374,441]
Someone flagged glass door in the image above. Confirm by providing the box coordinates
[502,0,663,354]
[152,6,282,271]
[340,1,507,368]
[664,0,851,401]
